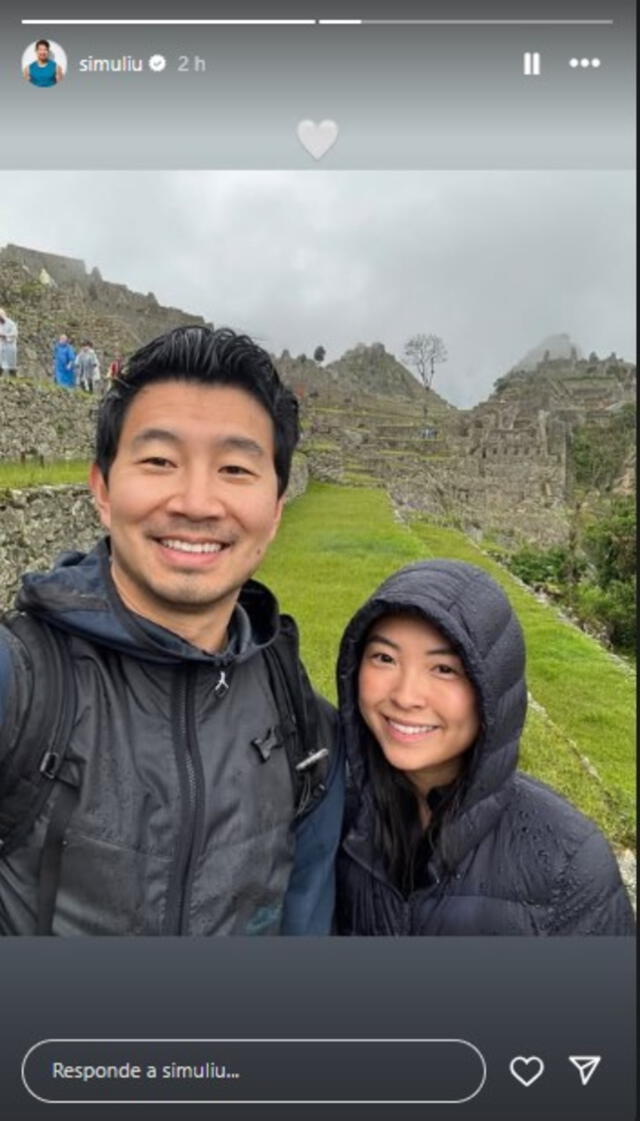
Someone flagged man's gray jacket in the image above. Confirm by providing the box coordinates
[0,540,342,935]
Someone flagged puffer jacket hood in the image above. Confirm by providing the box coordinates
[15,537,280,667]
[337,559,528,870]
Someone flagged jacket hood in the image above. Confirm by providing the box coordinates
[16,537,280,666]
[337,559,528,869]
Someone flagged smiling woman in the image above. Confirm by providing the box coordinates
[335,559,635,936]
[358,615,480,812]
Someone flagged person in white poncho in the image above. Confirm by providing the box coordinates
[0,309,18,376]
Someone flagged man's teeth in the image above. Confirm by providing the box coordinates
[161,539,223,554]
[387,719,438,735]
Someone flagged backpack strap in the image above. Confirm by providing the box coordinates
[262,615,333,819]
[0,613,79,934]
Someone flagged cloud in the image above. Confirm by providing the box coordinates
[0,170,634,405]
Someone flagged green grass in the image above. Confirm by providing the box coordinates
[410,518,636,847]
[341,472,381,487]
[259,482,427,699]
[0,460,91,488]
[259,483,635,849]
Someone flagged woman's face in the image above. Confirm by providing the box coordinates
[358,613,480,792]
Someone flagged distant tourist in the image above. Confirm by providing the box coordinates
[0,309,18,377]
[75,341,101,393]
[335,560,634,936]
[23,39,65,87]
[107,353,124,384]
[53,334,76,388]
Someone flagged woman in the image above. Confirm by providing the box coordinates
[336,559,634,935]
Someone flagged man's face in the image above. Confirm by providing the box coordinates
[36,43,49,62]
[90,380,285,634]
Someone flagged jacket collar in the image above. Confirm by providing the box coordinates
[16,537,281,667]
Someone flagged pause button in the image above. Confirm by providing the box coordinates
[523,51,541,76]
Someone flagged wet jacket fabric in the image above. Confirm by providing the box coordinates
[0,540,342,936]
[335,560,634,936]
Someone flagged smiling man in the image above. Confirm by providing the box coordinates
[23,39,65,87]
[0,326,343,935]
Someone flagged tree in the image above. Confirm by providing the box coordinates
[313,345,326,363]
[403,333,447,392]
[403,333,447,424]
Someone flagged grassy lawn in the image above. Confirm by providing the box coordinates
[259,483,635,849]
[259,483,426,699]
[0,460,91,488]
[406,519,636,848]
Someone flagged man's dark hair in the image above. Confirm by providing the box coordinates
[95,325,300,497]
[35,39,50,49]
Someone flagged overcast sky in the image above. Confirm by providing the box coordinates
[0,171,635,407]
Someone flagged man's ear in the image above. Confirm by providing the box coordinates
[89,462,112,531]
[268,494,286,543]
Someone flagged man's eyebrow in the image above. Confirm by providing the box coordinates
[218,435,266,458]
[131,427,180,449]
[130,430,266,458]
[365,632,455,656]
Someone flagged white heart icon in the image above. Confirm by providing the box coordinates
[296,119,339,160]
[509,1055,545,1087]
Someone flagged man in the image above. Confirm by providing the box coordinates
[0,326,343,935]
[0,309,18,376]
[53,333,76,387]
[23,39,64,87]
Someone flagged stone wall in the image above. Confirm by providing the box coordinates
[0,455,308,612]
[0,378,96,461]
[2,244,87,287]
[0,244,207,379]
[0,485,100,611]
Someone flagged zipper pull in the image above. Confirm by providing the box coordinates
[214,669,229,697]
[295,746,330,772]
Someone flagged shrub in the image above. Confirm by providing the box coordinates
[508,544,580,593]
[574,578,636,651]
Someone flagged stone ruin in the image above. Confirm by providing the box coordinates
[0,244,635,550]
[0,243,208,380]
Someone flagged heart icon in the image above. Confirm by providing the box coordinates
[296,119,339,160]
[509,1056,545,1087]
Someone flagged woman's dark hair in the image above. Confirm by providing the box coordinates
[358,606,478,895]
[94,325,299,497]
[362,721,472,896]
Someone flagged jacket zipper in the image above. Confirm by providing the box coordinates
[342,837,446,935]
[177,669,199,934]
[165,665,230,935]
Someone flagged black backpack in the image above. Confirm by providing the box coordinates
[0,610,333,933]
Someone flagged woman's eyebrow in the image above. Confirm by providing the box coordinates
[365,632,455,656]
[365,633,399,649]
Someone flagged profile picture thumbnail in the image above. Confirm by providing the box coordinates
[22,39,67,87]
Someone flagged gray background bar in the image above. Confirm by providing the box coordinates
[1,939,636,1119]
[2,0,635,168]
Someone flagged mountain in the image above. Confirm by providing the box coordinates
[512,333,583,370]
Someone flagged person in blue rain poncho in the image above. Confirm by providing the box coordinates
[53,334,76,388]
